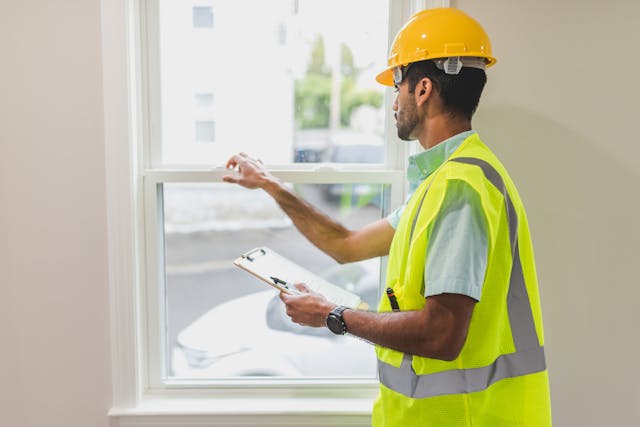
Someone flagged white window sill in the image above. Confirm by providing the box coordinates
[109,395,374,426]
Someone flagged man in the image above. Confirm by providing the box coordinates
[224,8,551,426]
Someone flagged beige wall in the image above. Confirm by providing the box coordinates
[457,0,640,425]
[0,0,638,426]
[0,1,111,427]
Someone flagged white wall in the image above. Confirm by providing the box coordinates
[0,1,111,427]
[0,0,638,426]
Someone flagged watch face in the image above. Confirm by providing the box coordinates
[326,314,345,335]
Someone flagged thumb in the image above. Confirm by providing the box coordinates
[222,175,239,184]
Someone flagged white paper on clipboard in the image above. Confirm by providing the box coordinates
[234,246,369,310]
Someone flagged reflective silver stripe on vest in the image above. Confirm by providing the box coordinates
[452,157,539,351]
[379,346,546,398]
[378,156,546,398]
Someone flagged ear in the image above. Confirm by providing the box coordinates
[414,77,432,107]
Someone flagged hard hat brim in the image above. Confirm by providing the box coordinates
[375,56,497,87]
[375,68,395,87]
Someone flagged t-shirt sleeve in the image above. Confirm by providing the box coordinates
[386,205,404,229]
[423,180,489,301]
[387,190,414,229]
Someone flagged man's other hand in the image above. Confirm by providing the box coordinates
[223,152,274,189]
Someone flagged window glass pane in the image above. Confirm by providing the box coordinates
[164,182,384,379]
[158,0,389,166]
[194,92,214,108]
[194,120,215,142]
[192,6,214,29]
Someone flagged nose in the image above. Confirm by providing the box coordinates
[392,95,398,112]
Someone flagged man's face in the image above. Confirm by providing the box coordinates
[393,83,419,141]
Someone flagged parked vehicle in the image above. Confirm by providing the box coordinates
[171,262,380,378]
[324,133,385,207]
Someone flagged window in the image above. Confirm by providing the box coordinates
[194,92,213,108]
[147,0,404,385]
[192,6,214,29]
[104,0,426,422]
[194,120,215,142]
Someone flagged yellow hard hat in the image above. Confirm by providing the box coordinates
[376,8,496,86]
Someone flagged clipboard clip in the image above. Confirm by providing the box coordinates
[242,247,266,262]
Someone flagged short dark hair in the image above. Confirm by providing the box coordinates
[406,60,487,120]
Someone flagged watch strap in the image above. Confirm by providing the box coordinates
[331,305,349,317]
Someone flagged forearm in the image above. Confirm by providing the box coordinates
[263,178,356,263]
[279,290,448,359]
[223,153,392,262]
[343,310,456,360]
[342,294,475,361]
[280,288,474,361]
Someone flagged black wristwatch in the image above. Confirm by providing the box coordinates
[326,305,349,335]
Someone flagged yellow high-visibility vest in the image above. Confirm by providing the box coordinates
[373,134,552,426]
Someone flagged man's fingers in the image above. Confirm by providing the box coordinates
[294,283,312,293]
[226,154,258,170]
[225,153,244,169]
[279,291,291,303]
[222,175,239,184]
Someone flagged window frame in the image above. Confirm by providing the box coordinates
[103,0,447,424]
[143,169,404,391]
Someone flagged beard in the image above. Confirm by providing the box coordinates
[395,100,419,141]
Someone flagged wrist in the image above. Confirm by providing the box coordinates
[262,175,284,195]
[323,303,338,319]
[326,305,349,335]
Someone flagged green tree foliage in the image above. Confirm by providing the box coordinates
[341,43,356,77]
[295,74,331,128]
[295,37,383,129]
[339,77,383,126]
[307,36,329,76]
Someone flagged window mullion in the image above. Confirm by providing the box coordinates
[142,0,162,169]
[143,168,404,185]
[142,177,168,390]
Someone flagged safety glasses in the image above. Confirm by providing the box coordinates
[393,64,413,86]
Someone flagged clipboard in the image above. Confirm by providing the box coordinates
[234,246,369,310]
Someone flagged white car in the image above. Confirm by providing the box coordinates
[172,264,379,378]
